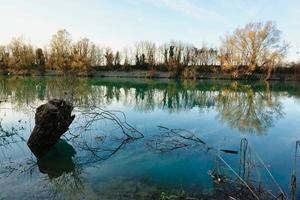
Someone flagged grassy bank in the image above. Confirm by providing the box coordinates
[1,68,300,81]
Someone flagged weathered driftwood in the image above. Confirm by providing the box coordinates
[27,99,75,156]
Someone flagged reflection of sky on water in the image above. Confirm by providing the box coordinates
[1,77,300,199]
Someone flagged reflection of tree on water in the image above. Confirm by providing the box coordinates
[0,77,292,165]
[215,82,284,134]
[1,77,290,135]
[0,100,297,199]
[1,77,299,199]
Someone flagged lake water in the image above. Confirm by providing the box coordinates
[0,76,300,199]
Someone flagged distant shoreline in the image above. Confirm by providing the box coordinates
[1,69,300,81]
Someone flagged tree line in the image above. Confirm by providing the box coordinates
[0,21,290,79]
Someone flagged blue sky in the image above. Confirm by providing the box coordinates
[0,0,299,60]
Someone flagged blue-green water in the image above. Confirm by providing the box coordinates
[0,77,300,199]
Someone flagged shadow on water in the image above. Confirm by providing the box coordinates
[33,140,86,200]
[36,139,76,179]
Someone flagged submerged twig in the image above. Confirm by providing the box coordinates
[0,120,26,148]
[147,126,205,153]
[67,106,144,165]
[147,125,287,199]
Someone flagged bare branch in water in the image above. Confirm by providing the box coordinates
[71,105,144,139]
[65,106,144,165]
[0,120,26,148]
[146,126,205,153]
[146,126,287,199]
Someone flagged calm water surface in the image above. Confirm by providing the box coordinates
[0,76,300,199]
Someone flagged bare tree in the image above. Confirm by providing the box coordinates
[35,48,46,71]
[114,51,121,67]
[0,45,9,69]
[134,41,156,69]
[104,47,114,68]
[91,45,105,66]
[70,38,94,71]
[49,29,72,71]
[219,21,288,79]
[8,37,35,70]
[121,47,131,69]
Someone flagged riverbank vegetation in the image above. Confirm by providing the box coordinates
[0,21,298,80]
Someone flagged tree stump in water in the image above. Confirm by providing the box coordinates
[27,99,75,156]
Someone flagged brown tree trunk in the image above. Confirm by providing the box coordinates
[27,99,75,157]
